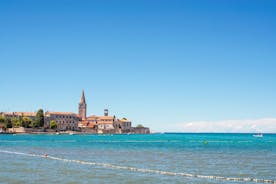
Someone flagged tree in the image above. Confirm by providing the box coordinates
[50,120,58,129]
[136,124,144,128]
[22,117,32,128]
[5,118,12,128]
[0,116,6,130]
[11,117,22,128]
[35,109,44,127]
[0,116,5,123]
[30,121,39,128]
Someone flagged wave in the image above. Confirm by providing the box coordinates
[0,150,275,184]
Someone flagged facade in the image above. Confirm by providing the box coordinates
[96,116,115,130]
[45,112,79,131]
[114,119,132,133]
[81,115,115,130]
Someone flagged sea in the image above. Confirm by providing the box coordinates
[0,133,275,184]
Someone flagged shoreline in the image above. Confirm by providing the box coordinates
[1,132,276,135]
[0,131,150,135]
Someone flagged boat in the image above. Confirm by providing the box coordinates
[253,133,263,138]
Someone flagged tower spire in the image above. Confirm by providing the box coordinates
[79,90,87,120]
[80,90,86,104]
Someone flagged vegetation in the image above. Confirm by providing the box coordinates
[0,115,6,129]
[33,109,44,128]
[31,121,39,128]
[122,118,127,120]
[0,116,12,130]
[0,109,45,130]
[22,117,32,128]
[50,120,57,129]
[11,117,22,128]
[5,118,12,128]
[0,116,5,123]
[136,124,144,128]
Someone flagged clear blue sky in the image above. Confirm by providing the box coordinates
[1,0,276,132]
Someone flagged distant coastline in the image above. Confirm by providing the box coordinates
[0,90,150,135]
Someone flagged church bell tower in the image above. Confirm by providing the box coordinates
[79,90,87,120]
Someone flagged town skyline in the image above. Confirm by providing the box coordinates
[1,0,276,132]
[1,90,150,134]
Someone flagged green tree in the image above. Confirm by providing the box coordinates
[5,118,12,128]
[0,116,5,123]
[50,120,58,129]
[30,121,39,128]
[22,117,32,128]
[35,109,44,127]
[11,117,22,128]
[136,124,144,128]
[0,116,6,130]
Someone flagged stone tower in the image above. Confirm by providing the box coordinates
[104,109,108,116]
[79,90,87,120]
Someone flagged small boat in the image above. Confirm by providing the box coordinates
[69,132,75,135]
[253,133,263,138]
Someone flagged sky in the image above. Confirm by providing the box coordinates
[0,0,276,132]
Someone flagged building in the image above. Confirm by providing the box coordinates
[114,118,132,133]
[45,112,79,131]
[96,116,115,130]
[79,90,87,120]
[133,126,150,134]
[0,112,36,121]
[0,90,150,134]
[76,91,149,134]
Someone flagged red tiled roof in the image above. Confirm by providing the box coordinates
[87,123,96,128]
[97,116,114,120]
[2,112,36,116]
[79,121,96,128]
[46,112,78,116]
[97,120,113,124]
[87,115,99,120]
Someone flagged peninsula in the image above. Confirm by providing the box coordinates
[0,91,150,134]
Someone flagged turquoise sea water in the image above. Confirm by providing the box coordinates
[0,133,275,184]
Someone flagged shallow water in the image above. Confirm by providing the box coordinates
[0,133,275,184]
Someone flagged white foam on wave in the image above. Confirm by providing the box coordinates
[0,150,275,184]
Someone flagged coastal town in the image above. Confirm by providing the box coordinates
[0,91,150,134]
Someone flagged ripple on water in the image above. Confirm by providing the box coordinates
[0,134,276,184]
